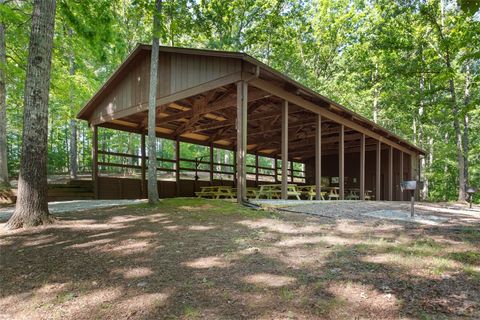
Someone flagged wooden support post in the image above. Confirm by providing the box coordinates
[209,143,214,184]
[399,151,404,201]
[92,125,99,199]
[315,114,322,200]
[360,133,365,200]
[274,157,278,182]
[388,145,393,201]
[175,139,180,197]
[233,150,237,186]
[281,100,288,200]
[339,124,344,200]
[236,80,248,203]
[376,140,381,201]
[255,153,259,187]
[141,133,146,198]
[290,161,294,183]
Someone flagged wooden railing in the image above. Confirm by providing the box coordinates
[96,150,305,183]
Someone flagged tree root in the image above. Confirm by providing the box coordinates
[5,211,54,230]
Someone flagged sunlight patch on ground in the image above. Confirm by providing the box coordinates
[275,235,326,247]
[327,281,399,315]
[131,231,157,238]
[69,238,114,249]
[188,225,216,231]
[164,225,181,231]
[237,219,324,234]
[113,267,154,279]
[117,292,170,315]
[261,246,329,268]
[362,253,460,277]
[21,234,57,247]
[183,256,231,269]
[243,273,296,287]
[50,220,128,231]
[178,204,214,211]
[108,240,152,255]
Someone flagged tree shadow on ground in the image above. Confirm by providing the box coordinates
[1,199,479,319]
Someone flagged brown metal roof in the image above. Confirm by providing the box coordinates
[78,44,425,155]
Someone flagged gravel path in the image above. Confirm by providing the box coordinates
[0,199,147,222]
[259,200,480,225]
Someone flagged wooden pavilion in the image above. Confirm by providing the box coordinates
[77,44,425,203]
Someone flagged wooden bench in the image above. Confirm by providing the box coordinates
[325,187,340,200]
[256,184,301,200]
[195,186,235,199]
[297,185,327,200]
[246,187,259,199]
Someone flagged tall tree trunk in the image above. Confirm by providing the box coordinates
[147,0,162,204]
[462,61,470,188]
[7,0,56,229]
[0,11,10,189]
[68,29,77,179]
[372,63,379,123]
[446,50,466,201]
[449,76,467,201]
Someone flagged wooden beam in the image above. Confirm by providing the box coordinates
[249,78,416,156]
[141,133,146,198]
[360,133,365,200]
[90,72,243,126]
[256,132,362,154]
[92,125,99,199]
[210,143,214,184]
[281,100,288,199]
[315,114,322,200]
[339,124,344,200]
[192,107,303,133]
[175,139,180,197]
[376,140,381,201]
[388,145,393,201]
[255,153,259,187]
[236,81,248,203]
[158,87,268,125]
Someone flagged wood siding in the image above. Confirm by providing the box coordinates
[90,52,242,123]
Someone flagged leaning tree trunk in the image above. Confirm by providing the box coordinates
[147,0,162,204]
[0,11,10,189]
[6,0,56,229]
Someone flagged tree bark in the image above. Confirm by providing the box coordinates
[7,0,56,229]
[147,0,162,204]
[372,63,380,123]
[0,11,10,189]
[68,28,77,179]
[462,61,470,188]
[449,75,467,201]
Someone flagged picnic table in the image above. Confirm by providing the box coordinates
[246,187,259,199]
[346,188,360,200]
[325,187,340,200]
[195,186,235,199]
[255,184,301,200]
[296,185,327,200]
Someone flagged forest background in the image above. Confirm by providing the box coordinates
[1,0,479,201]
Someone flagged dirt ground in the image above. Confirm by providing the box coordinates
[1,199,479,319]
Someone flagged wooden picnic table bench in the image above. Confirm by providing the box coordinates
[195,186,235,199]
[255,184,301,200]
[246,187,259,199]
[296,185,327,200]
[345,188,360,200]
[325,187,340,200]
